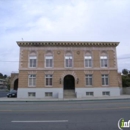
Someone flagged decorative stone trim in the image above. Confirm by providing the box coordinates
[61,71,77,81]
[100,71,110,74]
[44,71,54,74]
[84,71,94,74]
[28,71,37,74]
[17,41,119,47]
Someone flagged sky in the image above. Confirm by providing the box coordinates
[0,0,130,75]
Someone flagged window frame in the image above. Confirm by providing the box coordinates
[84,56,92,68]
[65,55,73,68]
[29,56,37,68]
[45,74,53,87]
[100,56,108,68]
[28,92,36,97]
[28,74,36,87]
[102,74,109,86]
[45,56,53,68]
[86,74,93,86]
[102,91,110,96]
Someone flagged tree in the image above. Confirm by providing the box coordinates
[122,69,128,75]
[122,69,130,87]
[3,75,7,79]
[0,73,3,79]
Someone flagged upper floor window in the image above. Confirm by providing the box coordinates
[45,51,53,68]
[65,56,72,68]
[45,56,53,68]
[29,56,37,68]
[85,56,92,67]
[28,74,36,87]
[100,56,108,67]
[29,51,37,68]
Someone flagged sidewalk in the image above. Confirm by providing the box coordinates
[0,95,130,102]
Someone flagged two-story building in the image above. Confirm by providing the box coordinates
[17,41,121,98]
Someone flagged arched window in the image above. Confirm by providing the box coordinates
[84,51,92,68]
[100,52,108,67]
[65,52,73,68]
[45,51,53,68]
[29,51,37,68]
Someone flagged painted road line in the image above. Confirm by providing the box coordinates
[12,120,68,123]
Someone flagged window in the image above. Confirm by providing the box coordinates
[65,56,72,67]
[28,74,36,87]
[45,56,53,68]
[86,75,92,86]
[28,92,36,97]
[102,91,110,96]
[45,92,53,97]
[86,92,94,96]
[29,56,37,67]
[45,75,52,86]
[100,56,108,67]
[102,74,109,86]
[85,56,92,67]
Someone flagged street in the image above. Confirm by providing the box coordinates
[0,100,130,130]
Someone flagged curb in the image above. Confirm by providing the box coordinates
[0,97,130,102]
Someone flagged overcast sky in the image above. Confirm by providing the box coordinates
[0,0,130,75]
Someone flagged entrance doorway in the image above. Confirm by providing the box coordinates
[64,75,75,90]
[14,79,18,90]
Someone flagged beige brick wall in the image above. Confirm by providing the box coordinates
[18,71,28,88]
[18,70,119,88]
[93,50,100,68]
[18,46,119,89]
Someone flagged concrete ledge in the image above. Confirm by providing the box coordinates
[0,95,130,102]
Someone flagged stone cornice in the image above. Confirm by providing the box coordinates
[17,41,119,47]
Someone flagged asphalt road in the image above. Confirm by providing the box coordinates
[0,100,130,130]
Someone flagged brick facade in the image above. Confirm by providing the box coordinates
[17,41,121,98]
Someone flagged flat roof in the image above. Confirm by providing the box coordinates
[17,41,119,47]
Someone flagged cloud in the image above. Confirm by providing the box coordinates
[0,0,130,75]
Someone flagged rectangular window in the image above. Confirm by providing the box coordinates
[29,56,37,67]
[45,56,53,68]
[86,92,94,96]
[85,56,92,67]
[45,92,53,97]
[45,75,52,86]
[102,74,109,86]
[28,92,36,97]
[100,56,108,67]
[65,56,72,68]
[28,74,36,87]
[86,75,92,86]
[102,91,110,96]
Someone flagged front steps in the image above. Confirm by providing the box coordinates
[64,90,76,98]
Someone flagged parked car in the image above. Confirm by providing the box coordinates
[7,90,17,98]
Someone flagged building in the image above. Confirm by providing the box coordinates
[0,79,7,89]
[17,41,121,98]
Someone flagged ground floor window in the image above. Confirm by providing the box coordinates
[28,92,36,97]
[102,91,110,96]
[45,75,52,86]
[45,92,53,97]
[86,92,94,96]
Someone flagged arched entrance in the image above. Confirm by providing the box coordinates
[64,75,75,90]
[14,79,18,90]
